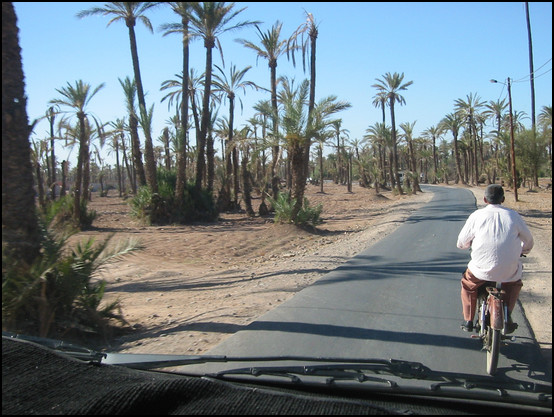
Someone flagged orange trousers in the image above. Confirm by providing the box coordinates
[460,269,523,322]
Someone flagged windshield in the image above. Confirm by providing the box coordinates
[4,1,552,413]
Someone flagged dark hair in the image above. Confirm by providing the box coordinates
[485,184,504,204]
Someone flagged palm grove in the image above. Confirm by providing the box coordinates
[3,2,552,340]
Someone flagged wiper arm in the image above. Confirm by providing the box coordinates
[2,332,106,363]
[208,359,429,387]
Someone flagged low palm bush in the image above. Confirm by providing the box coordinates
[44,194,97,231]
[130,169,218,225]
[268,192,323,227]
[2,220,142,339]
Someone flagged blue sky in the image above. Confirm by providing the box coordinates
[13,2,553,167]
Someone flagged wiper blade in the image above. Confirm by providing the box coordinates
[2,332,106,363]
[207,359,429,387]
[4,332,551,403]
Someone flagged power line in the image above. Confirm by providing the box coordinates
[513,58,552,83]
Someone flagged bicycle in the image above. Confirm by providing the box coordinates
[472,281,514,375]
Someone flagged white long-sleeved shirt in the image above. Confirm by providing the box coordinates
[457,204,534,282]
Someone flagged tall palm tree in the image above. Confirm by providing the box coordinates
[50,80,105,227]
[119,76,147,188]
[2,1,41,265]
[160,2,197,201]
[187,2,258,192]
[106,118,128,196]
[237,20,288,199]
[281,79,351,221]
[212,63,258,207]
[330,119,349,185]
[525,2,536,131]
[400,121,421,192]
[46,105,58,199]
[372,72,413,194]
[289,12,319,188]
[538,105,552,175]
[421,124,442,184]
[440,112,465,184]
[77,1,158,192]
[372,91,388,124]
[365,122,392,190]
[454,92,485,185]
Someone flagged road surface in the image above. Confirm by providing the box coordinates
[193,186,551,387]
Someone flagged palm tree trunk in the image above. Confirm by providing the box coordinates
[453,133,464,184]
[293,20,318,221]
[432,137,438,184]
[319,144,324,193]
[129,114,146,187]
[390,101,403,194]
[196,40,213,191]
[60,160,67,197]
[115,137,123,197]
[241,148,255,217]
[83,141,91,202]
[162,127,171,170]
[175,15,190,201]
[74,112,87,226]
[525,2,536,131]
[207,131,215,192]
[128,23,157,193]
[228,96,237,206]
[2,2,41,264]
[48,107,57,200]
[269,61,280,200]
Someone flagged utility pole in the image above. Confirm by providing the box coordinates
[507,77,518,202]
[491,78,519,202]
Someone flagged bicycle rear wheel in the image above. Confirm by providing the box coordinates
[486,328,500,375]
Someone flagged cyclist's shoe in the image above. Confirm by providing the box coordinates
[461,320,474,332]
[505,317,518,334]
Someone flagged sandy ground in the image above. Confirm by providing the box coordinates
[76,181,551,367]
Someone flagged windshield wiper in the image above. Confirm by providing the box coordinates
[3,332,106,363]
[4,332,551,405]
[207,359,428,387]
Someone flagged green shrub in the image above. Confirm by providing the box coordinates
[2,220,143,339]
[44,195,96,232]
[268,192,323,227]
[130,169,218,225]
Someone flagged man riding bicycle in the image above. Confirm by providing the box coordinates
[456,184,534,333]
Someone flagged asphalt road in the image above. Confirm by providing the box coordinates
[201,185,550,386]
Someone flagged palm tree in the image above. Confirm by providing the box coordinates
[237,20,288,199]
[119,76,147,188]
[421,125,442,184]
[330,119,349,185]
[372,72,413,194]
[525,2,536,131]
[46,105,58,199]
[187,2,258,192]
[483,99,508,178]
[160,2,197,201]
[440,113,465,184]
[106,118,128,196]
[372,91,388,124]
[288,12,320,189]
[280,79,351,222]
[77,1,158,192]
[365,122,392,191]
[538,105,552,175]
[50,80,105,227]
[454,92,485,185]
[400,121,421,192]
[212,63,258,207]
[2,2,41,265]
